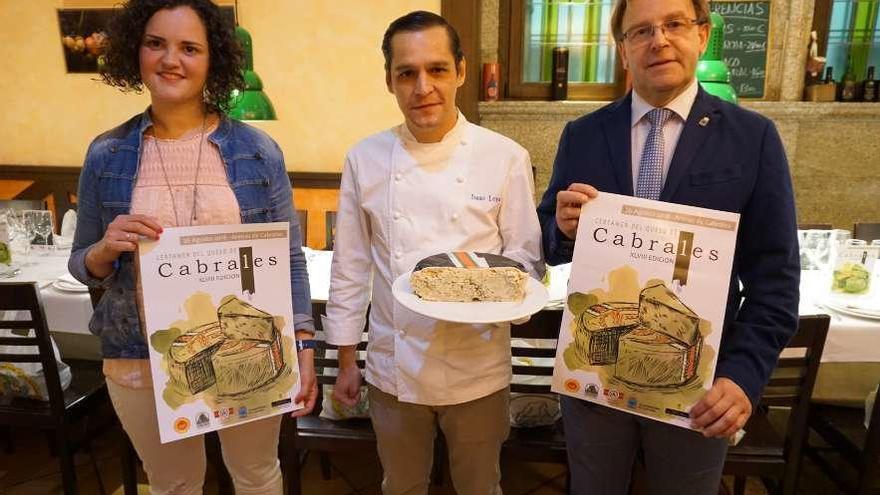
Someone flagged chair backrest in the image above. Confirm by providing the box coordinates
[0,199,46,211]
[0,282,66,419]
[510,310,562,394]
[853,223,880,242]
[295,209,308,246]
[762,314,830,459]
[798,223,832,230]
[324,211,337,251]
[310,302,368,414]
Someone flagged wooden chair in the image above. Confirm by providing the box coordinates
[295,209,308,245]
[418,310,571,491]
[0,282,112,494]
[324,211,337,251]
[723,314,831,495]
[504,310,568,464]
[854,223,880,242]
[87,288,234,495]
[285,301,374,494]
[284,302,443,494]
[805,383,880,494]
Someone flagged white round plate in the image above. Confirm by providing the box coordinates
[52,279,89,293]
[822,298,880,320]
[392,271,549,324]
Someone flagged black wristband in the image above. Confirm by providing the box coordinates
[295,339,318,352]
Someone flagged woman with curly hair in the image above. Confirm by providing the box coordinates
[68,1,316,492]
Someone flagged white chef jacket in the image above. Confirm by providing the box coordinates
[322,113,545,406]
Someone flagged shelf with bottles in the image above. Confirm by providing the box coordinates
[805,65,879,103]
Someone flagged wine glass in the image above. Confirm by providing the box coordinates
[801,230,830,271]
[4,209,34,265]
[0,209,20,277]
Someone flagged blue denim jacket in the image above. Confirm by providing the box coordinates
[69,110,314,359]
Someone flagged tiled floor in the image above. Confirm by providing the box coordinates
[0,424,842,494]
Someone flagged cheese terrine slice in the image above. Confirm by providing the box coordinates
[409,252,528,302]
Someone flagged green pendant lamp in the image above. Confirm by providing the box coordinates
[228,25,276,120]
[696,12,738,104]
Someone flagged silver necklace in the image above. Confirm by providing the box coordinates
[152,114,208,227]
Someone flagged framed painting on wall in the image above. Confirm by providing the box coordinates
[57,5,235,74]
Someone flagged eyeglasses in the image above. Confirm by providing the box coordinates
[620,18,705,46]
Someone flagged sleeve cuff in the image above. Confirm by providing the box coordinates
[293,312,316,334]
[715,362,762,407]
[555,228,575,259]
[321,314,365,346]
[68,246,120,289]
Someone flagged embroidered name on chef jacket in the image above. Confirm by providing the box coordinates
[470,193,501,203]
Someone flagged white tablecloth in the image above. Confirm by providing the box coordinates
[4,249,93,337]
[798,269,880,363]
[304,248,332,302]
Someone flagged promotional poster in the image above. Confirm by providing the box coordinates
[551,193,739,429]
[138,223,302,443]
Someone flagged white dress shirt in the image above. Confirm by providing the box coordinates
[630,78,699,192]
[323,113,545,406]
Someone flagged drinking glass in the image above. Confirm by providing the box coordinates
[5,209,33,265]
[0,209,19,278]
[801,230,830,271]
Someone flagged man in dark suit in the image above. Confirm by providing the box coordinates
[537,0,800,493]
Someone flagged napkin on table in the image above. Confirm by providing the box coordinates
[60,210,77,238]
[53,210,77,249]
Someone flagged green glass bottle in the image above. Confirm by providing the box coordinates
[839,68,859,102]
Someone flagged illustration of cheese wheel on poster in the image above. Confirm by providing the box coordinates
[137,222,302,443]
[551,192,739,430]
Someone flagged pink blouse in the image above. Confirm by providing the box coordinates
[104,123,241,389]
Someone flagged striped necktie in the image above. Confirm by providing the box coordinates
[635,108,674,200]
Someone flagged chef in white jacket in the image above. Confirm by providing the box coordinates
[322,10,544,495]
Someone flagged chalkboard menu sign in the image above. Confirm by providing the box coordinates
[709,1,771,98]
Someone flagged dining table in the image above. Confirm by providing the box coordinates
[2,247,98,359]
[4,247,878,407]
[797,269,880,406]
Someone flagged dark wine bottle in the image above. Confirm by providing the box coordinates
[551,47,569,101]
[862,66,877,102]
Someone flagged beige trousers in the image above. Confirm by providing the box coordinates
[368,385,510,495]
[107,380,283,495]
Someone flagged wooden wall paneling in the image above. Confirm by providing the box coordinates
[292,187,340,249]
[0,166,81,232]
[442,0,481,123]
[0,180,34,200]
[1,166,343,243]
[289,172,341,249]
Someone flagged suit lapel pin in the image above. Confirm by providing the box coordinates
[698,116,710,127]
